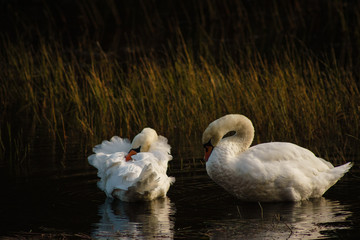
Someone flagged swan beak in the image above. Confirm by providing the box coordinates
[125,149,138,161]
[204,145,213,162]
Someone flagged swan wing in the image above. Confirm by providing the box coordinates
[237,142,333,175]
[102,160,145,196]
[102,151,173,198]
[92,136,131,154]
[223,142,351,201]
[148,135,173,162]
[228,142,334,190]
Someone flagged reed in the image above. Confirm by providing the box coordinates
[1,0,359,164]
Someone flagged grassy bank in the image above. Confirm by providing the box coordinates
[1,0,360,165]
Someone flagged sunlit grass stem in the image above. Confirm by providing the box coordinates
[1,0,359,164]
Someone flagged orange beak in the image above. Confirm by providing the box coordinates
[125,149,138,161]
[204,145,213,162]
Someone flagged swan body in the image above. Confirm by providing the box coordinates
[202,114,353,202]
[88,128,175,202]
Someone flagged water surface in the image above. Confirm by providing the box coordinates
[0,143,359,239]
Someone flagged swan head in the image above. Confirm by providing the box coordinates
[203,139,214,162]
[202,114,255,161]
[125,128,158,161]
[201,118,224,162]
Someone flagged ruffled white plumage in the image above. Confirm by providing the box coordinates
[203,114,353,202]
[89,130,174,202]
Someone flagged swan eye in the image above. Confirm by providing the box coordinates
[133,146,141,153]
[203,140,213,149]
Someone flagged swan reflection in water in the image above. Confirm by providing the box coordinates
[207,197,352,239]
[92,197,175,239]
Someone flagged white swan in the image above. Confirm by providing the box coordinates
[88,128,175,202]
[202,114,353,202]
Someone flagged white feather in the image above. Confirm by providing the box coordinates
[203,114,353,202]
[88,128,174,202]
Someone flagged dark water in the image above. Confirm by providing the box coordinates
[1,144,360,239]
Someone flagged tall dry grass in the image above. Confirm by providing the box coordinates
[1,0,359,166]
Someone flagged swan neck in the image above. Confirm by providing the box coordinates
[131,128,158,152]
[203,114,254,149]
[231,120,254,149]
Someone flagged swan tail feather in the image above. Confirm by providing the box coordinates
[320,162,353,192]
[330,162,353,179]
